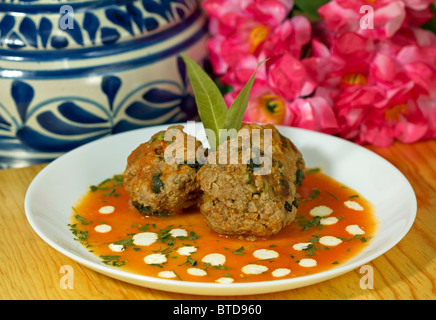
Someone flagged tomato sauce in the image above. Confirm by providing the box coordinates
[69,169,378,283]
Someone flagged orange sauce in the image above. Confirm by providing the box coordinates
[69,169,378,283]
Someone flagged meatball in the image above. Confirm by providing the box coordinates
[196,123,305,239]
[124,125,204,216]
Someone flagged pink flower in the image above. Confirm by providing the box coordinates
[267,54,316,100]
[202,0,293,80]
[213,15,312,90]
[243,93,289,125]
[203,0,294,28]
[287,96,339,134]
[261,16,312,60]
[311,32,376,89]
[318,0,434,40]
[355,89,430,147]
[417,98,436,139]
[225,72,339,135]
[202,0,436,147]
[318,29,436,146]
[227,80,289,125]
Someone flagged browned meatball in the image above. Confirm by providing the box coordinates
[124,125,204,216]
[196,123,305,239]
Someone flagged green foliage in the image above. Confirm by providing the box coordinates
[293,0,329,21]
[181,54,264,150]
[423,3,436,33]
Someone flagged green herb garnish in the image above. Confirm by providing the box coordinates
[231,246,245,255]
[74,214,93,225]
[113,237,135,246]
[300,188,320,203]
[327,191,340,201]
[89,174,123,197]
[295,215,323,231]
[69,223,89,245]
[339,234,369,242]
[306,167,321,174]
[181,54,266,150]
[179,255,197,267]
[100,255,127,267]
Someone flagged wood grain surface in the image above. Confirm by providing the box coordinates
[1,140,435,300]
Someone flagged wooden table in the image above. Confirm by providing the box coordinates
[1,140,435,300]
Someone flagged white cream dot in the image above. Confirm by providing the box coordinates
[169,228,188,237]
[177,246,197,256]
[344,200,364,211]
[319,236,343,247]
[346,224,365,235]
[320,217,339,225]
[94,224,111,233]
[144,253,167,265]
[98,205,115,214]
[292,242,312,251]
[108,243,125,252]
[158,271,177,279]
[253,249,279,260]
[187,267,207,276]
[132,232,158,246]
[310,205,333,217]
[216,277,234,284]
[298,258,317,267]
[202,253,226,266]
[272,268,291,277]
[241,264,268,275]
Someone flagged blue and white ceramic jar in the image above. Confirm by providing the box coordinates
[0,0,209,168]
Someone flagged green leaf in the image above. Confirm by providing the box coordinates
[422,3,436,33]
[231,246,245,255]
[293,0,329,21]
[181,54,228,150]
[222,60,266,135]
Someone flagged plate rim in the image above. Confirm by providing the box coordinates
[24,123,418,296]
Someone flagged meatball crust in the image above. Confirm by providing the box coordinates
[196,123,305,239]
[124,125,204,215]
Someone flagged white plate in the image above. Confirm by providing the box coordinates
[24,123,417,296]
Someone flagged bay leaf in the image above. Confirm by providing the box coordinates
[222,60,266,140]
[181,54,228,150]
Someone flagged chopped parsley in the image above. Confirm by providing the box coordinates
[327,191,340,201]
[69,223,89,245]
[100,255,127,267]
[203,263,229,270]
[74,213,93,225]
[299,188,320,203]
[299,234,332,257]
[306,167,321,174]
[231,246,245,255]
[179,255,197,267]
[89,174,123,197]
[295,215,323,231]
[113,237,135,246]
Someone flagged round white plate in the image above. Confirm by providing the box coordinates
[24,123,417,296]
